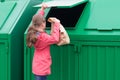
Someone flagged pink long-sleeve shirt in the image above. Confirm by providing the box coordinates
[32,10,60,75]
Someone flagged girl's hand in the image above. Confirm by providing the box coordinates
[41,3,48,10]
[48,17,60,23]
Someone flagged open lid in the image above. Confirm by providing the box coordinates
[33,0,87,8]
[45,0,87,29]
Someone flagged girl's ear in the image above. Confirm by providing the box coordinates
[41,22,46,28]
[40,24,43,29]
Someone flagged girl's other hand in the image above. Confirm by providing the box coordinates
[41,3,48,10]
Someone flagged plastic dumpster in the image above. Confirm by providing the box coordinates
[25,0,120,80]
[0,0,40,80]
[67,0,120,80]
[24,0,88,80]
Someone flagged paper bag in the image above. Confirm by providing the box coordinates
[48,17,70,46]
[57,24,70,46]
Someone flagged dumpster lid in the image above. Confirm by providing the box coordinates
[83,0,120,31]
[45,1,87,29]
[34,0,87,8]
[0,2,16,30]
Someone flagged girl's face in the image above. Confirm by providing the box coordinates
[42,20,46,30]
[38,20,46,31]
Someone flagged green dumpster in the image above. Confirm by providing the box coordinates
[68,0,120,80]
[0,0,39,80]
[25,0,120,80]
[48,0,120,79]
[24,0,88,80]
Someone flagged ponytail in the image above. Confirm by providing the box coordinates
[26,13,45,48]
[26,25,38,48]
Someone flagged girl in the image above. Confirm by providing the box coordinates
[26,3,60,80]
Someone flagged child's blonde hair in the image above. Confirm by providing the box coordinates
[26,14,45,48]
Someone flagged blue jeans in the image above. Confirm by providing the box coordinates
[34,75,47,80]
